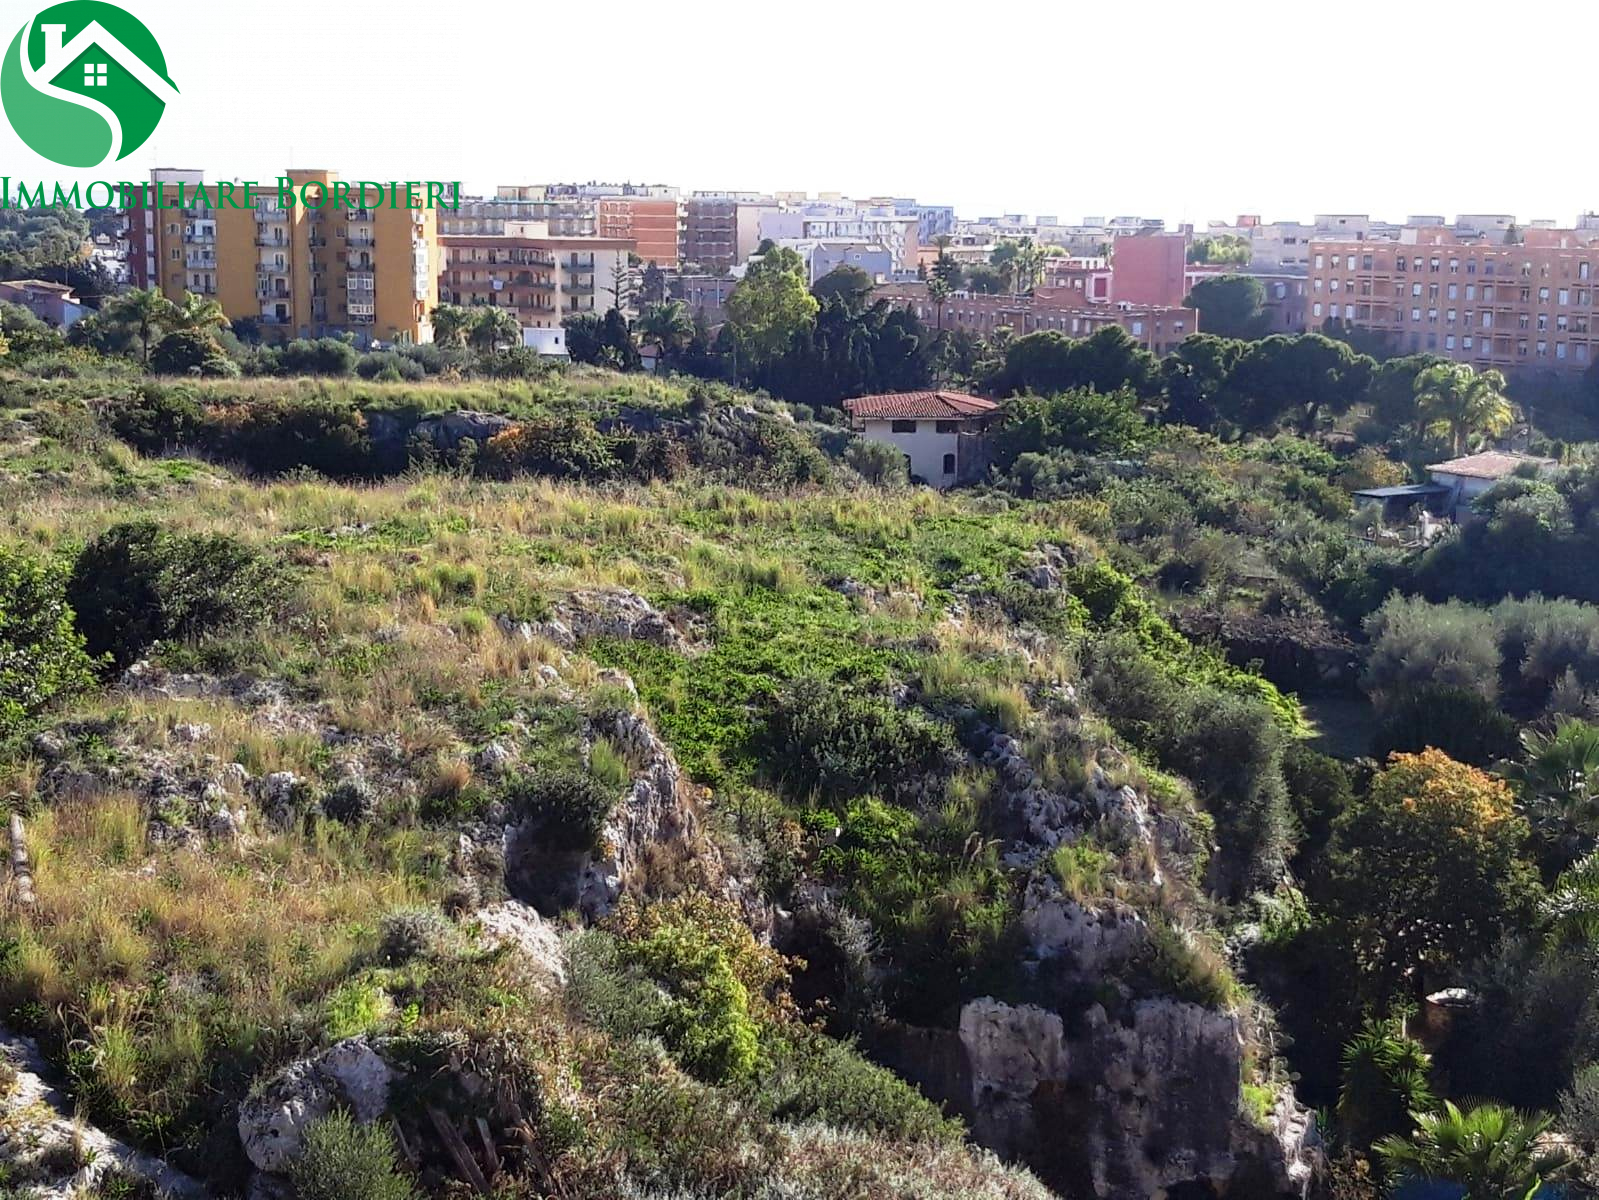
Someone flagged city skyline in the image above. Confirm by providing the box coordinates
[3,0,1590,229]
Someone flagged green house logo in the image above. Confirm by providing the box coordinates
[0,1,177,168]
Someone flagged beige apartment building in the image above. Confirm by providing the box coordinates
[1307,228,1599,371]
[438,233,634,329]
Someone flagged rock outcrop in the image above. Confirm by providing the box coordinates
[237,1038,396,1173]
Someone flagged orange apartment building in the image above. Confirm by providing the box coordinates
[596,197,679,267]
[438,234,635,329]
[1306,227,1599,372]
[879,283,1198,355]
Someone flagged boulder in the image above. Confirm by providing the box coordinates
[475,901,566,988]
[237,1038,395,1173]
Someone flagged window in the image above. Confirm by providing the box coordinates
[935,420,958,434]
[942,453,956,475]
[83,62,106,86]
[890,419,917,433]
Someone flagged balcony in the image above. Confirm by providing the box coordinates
[347,236,376,248]
[257,264,290,280]
[254,205,287,222]
[566,280,594,295]
[564,256,596,271]
[184,257,216,270]
[257,284,291,300]
[254,236,289,248]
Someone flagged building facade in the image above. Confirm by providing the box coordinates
[597,197,679,267]
[1111,232,1190,308]
[843,390,999,488]
[681,198,737,272]
[439,234,634,329]
[1306,228,1599,371]
[129,167,438,345]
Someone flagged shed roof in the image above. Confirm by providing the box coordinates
[1427,451,1556,480]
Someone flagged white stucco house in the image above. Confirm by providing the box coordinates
[842,390,1000,488]
[1427,450,1556,520]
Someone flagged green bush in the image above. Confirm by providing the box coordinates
[756,676,956,804]
[230,397,373,476]
[106,383,205,451]
[0,545,95,737]
[1364,594,1501,703]
[287,1111,417,1200]
[502,766,616,851]
[757,1032,960,1141]
[1371,683,1520,767]
[355,351,426,382]
[149,329,237,377]
[843,438,908,487]
[478,416,620,481]
[66,522,285,670]
[623,918,761,1083]
[277,337,358,377]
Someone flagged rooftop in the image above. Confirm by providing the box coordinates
[1426,451,1557,480]
[844,391,999,420]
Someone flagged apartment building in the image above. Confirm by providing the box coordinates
[438,188,595,238]
[1306,227,1599,371]
[879,283,1197,355]
[758,206,920,271]
[1111,232,1190,308]
[129,167,438,344]
[438,233,634,329]
[681,198,737,272]
[597,197,679,267]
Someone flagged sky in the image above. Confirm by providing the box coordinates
[5,0,1595,228]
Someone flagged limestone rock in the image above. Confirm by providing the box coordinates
[237,1038,395,1173]
[475,900,566,988]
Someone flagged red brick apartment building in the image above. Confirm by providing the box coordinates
[597,198,680,268]
[1306,227,1599,371]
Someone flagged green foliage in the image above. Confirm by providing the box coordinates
[0,544,95,737]
[501,766,616,852]
[323,978,387,1039]
[277,337,358,377]
[1142,917,1242,1009]
[995,326,1160,399]
[1337,1018,1435,1150]
[148,329,236,377]
[1050,840,1112,902]
[993,387,1147,471]
[1373,1101,1573,1200]
[1363,594,1502,703]
[756,675,956,804]
[66,522,285,670]
[1371,683,1521,768]
[288,1111,418,1200]
[106,384,204,451]
[843,437,909,487]
[1183,274,1269,340]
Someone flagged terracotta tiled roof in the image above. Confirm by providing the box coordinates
[1426,451,1556,480]
[843,391,999,419]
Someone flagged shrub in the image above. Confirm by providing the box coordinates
[106,383,205,451]
[0,545,95,737]
[1337,1018,1435,1150]
[379,907,455,964]
[756,676,956,804]
[478,416,620,481]
[66,523,285,670]
[149,329,237,377]
[1370,683,1520,767]
[1363,594,1501,703]
[1142,917,1241,1009]
[230,397,373,476]
[502,766,616,851]
[288,1111,417,1200]
[278,337,358,377]
[843,438,908,487]
[1051,840,1112,902]
[994,387,1147,470]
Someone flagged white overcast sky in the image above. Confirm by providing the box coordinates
[7,0,1595,228]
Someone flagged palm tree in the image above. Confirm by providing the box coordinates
[637,301,693,359]
[1337,1019,1435,1150]
[164,290,227,333]
[1374,1101,1573,1200]
[467,306,521,354]
[1507,719,1599,862]
[431,304,473,349]
[103,287,171,367]
[1415,362,1514,455]
[1543,851,1599,950]
[926,276,953,335]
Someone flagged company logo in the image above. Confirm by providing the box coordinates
[1,1,177,168]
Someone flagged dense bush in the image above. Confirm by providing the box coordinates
[0,546,95,736]
[1370,683,1520,767]
[502,766,617,852]
[993,387,1147,471]
[756,676,955,804]
[479,417,620,481]
[277,337,359,377]
[105,383,205,451]
[149,329,237,377]
[66,522,284,670]
[1363,594,1501,703]
[355,351,426,382]
[842,437,908,487]
[288,1111,417,1200]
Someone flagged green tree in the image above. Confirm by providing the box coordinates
[927,275,953,336]
[726,246,818,370]
[0,545,95,737]
[1416,362,1514,455]
[431,303,473,348]
[993,387,1147,469]
[1221,333,1373,434]
[811,265,875,311]
[101,287,171,366]
[1506,718,1599,866]
[149,328,236,376]
[1373,1101,1573,1200]
[467,305,521,354]
[1337,1018,1435,1151]
[1159,333,1245,427]
[638,300,694,360]
[1324,749,1540,1001]
[1183,274,1270,340]
[997,326,1159,398]
[163,290,227,332]
[1187,234,1251,266]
